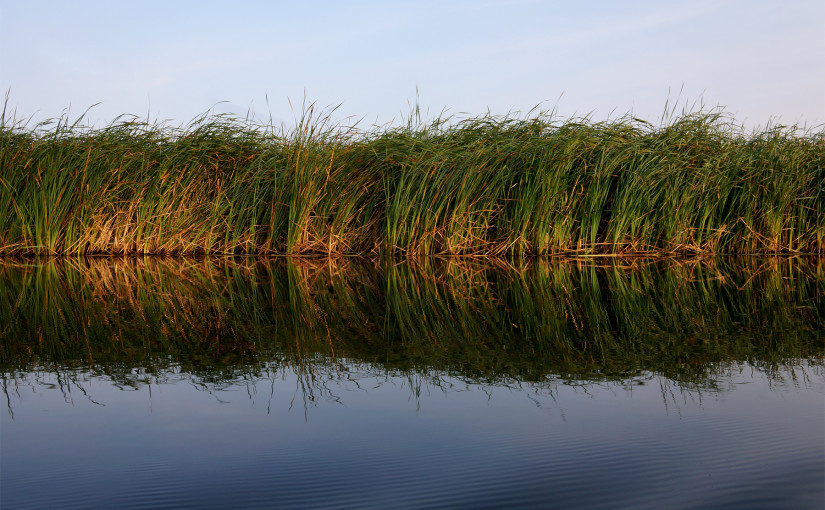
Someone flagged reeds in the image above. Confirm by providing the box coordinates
[2,103,823,256]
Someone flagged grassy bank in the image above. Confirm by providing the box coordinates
[1,105,823,256]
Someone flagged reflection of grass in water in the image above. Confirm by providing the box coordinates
[383,257,824,384]
[0,257,822,393]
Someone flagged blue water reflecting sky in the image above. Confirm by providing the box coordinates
[3,363,823,509]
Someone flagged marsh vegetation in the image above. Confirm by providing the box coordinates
[2,104,822,256]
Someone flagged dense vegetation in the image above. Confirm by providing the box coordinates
[1,105,823,256]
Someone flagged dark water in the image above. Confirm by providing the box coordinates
[1,257,823,509]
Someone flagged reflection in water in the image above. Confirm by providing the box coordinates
[1,257,823,509]
[1,256,822,400]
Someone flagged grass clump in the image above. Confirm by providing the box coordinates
[1,103,822,256]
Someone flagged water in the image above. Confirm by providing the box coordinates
[1,257,823,509]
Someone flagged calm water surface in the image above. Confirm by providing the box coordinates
[1,257,823,509]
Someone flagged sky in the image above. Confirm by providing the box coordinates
[1,0,823,131]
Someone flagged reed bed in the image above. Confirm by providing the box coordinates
[1,104,823,256]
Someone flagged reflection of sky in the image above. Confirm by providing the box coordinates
[1,1,823,130]
[2,364,823,508]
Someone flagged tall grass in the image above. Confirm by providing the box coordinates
[2,103,823,256]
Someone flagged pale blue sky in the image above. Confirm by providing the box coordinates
[1,0,823,130]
